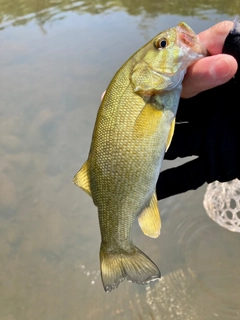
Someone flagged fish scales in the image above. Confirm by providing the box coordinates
[74,22,207,292]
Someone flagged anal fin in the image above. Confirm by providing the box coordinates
[73,161,92,197]
[138,192,161,238]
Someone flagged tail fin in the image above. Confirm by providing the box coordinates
[100,244,161,293]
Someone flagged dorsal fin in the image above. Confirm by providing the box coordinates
[138,192,161,238]
[73,161,92,197]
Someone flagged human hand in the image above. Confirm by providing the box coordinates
[157,19,240,200]
[181,20,237,98]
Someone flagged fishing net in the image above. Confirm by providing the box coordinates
[203,179,240,232]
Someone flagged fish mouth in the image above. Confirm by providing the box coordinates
[176,22,208,59]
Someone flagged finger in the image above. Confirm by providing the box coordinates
[181,20,238,98]
[156,158,207,200]
[181,54,237,98]
[198,20,234,55]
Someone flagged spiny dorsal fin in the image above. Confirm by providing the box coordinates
[73,161,92,197]
[138,192,161,238]
[166,117,175,152]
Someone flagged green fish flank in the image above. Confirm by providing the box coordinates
[73,22,208,293]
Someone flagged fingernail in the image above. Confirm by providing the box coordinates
[210,56,232,80]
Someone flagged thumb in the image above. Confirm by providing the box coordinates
[181,54,237,98]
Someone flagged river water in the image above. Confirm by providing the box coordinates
[0,1,240,319]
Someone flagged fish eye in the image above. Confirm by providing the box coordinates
[154,38,168,50]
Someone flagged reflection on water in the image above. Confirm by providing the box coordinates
[0,0,240,319]
[0,0,240,29]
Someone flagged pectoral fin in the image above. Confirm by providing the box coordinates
[133,103,163,139]
[138,192,161,238]
[73,161,92,197]
[166,117,175,151]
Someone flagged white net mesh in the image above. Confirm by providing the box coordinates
[203,179,240,232]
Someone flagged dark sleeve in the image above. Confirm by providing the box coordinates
[156,19,240,200]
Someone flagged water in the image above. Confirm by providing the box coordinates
[0,1,240,319]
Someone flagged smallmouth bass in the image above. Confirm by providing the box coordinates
[74,22,207,293]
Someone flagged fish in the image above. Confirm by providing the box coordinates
[73,22,207,293]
